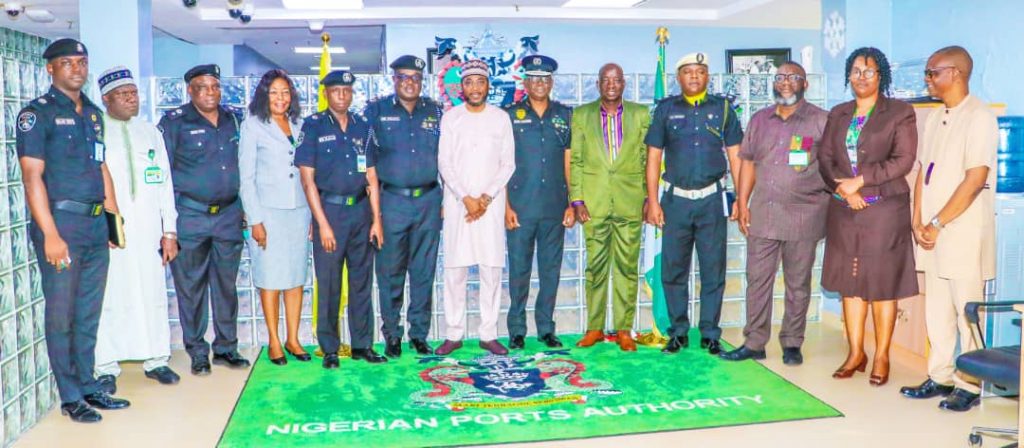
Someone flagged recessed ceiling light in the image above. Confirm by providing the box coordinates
[562,0,645,7]
[295,46,346,54]
[283,0,364,9]
[309,66,352,71]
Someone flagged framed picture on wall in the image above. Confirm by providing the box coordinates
[427,48,457,75]
[726,48,792,74]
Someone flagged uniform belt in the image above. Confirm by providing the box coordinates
[666,180,722,200]
[382,182,438,198]
[52,200,104,217]
[176,195,238,215]
[321,190,367,206]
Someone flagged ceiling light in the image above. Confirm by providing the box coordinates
[295,46,346,54]
[308,20,324,32]
[283,0,363,9]
[309,66,352,71]
[24,8,56,23]
[562,0,644,7]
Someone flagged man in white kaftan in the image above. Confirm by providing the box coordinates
[93,67,181,390]
[435,59,516,356]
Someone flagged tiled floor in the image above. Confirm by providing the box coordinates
[12,317,1019,448]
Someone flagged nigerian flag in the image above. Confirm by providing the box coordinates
[642,27,671,339]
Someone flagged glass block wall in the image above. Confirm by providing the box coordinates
[148,71,828,350]
[0,27,53,448]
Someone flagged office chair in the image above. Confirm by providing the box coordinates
[958,300,1023,447]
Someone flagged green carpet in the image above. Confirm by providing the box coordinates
[218,331,841,447]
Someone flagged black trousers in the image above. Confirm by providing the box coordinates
[313,201,374,353]
[375,189,441,341]
[31,215,108,404]
[661,191,728,339]
[506,217,564,338]
[169,204,243,359]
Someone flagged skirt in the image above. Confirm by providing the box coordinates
[821,193,919,300]
[247,206,312,290]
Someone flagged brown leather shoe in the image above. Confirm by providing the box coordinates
[617,331,637,352]
[576,330,604,348]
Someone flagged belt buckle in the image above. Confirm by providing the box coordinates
[412,188,422,198]
[345,196,354,206]
[208,204,221,214]
[91,204,103,216]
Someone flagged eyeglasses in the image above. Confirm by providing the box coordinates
[525,75,553,84]
[924,66,958,79]
[849,68,878,80]
[773,74,805,83]
[393,74,423,84]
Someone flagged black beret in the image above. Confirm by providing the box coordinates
[389,55,427,72]
[184,64,221,83]
[43,38,88,60]
[321,70,355,87]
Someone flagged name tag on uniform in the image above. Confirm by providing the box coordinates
[189,129,206,135]
[668,114,687,120]
[94,142,105,162]
[144,166,164,184]
[789,150,809,166]
[513,119,533,124]
[380,116,400,122]
[55,118,75,126]
[318,135,336,143]
[357,154,367,173]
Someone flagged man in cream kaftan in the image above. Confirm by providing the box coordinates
[93,67,181,389]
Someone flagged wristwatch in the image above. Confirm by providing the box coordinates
[929,216,944,230]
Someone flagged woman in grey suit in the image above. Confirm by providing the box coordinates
[239,69,311,365]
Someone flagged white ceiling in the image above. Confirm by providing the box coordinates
[1,0,819,74]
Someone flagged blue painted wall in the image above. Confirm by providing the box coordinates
[233,44,282,77]
[153,37,235,78]
[386,23,822,75]
[891,0,1024,114]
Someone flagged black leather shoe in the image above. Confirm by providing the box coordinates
[509,335,525,350]
[96,374,117,395]
[61,401,101,423]
[84,392,130,410]
[782,347,804,365]
[938,388,981,412]
[385,337,402,358]
[351,348,388,364]
[719,346,766,361]
[661,336,689,354]
[285,346,312,362]
[410,338,434,355]
[323,353,340,369]
[191,356,211,376]
[539,334,563,348]
[701,338,722,355]
[269,354,287,366]
[901,379,955,399]
[145,366,181,385]
[212,351,251,369]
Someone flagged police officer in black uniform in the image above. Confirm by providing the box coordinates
[644,52,744,355]
[17,38,130,423]
[503,55,574,350]
[363,55,443,358]
[296,70,387,369]
[158,64,250,375]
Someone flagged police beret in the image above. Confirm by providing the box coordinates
[675,52,709,71]
[389,55,426,72]
[321,70,355,87]
[184,64,221,83]
[43,38,87,60]
[522,55,558,76]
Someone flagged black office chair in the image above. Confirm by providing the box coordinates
[957,300,1023,447]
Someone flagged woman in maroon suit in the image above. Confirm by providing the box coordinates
[818,47,918,387]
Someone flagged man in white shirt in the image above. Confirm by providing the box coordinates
[435,59,516,356]
[93,66,180,393]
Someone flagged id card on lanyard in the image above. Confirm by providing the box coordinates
[143,149,164,184]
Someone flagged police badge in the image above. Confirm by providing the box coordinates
[516,108,527,120]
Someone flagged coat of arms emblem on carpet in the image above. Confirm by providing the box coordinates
[411,350,621,411]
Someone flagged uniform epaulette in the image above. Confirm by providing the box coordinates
[30,94,53,107]
[657,95,680,106]
[163,107,185,120]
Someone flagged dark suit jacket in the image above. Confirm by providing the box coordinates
[818,96,917,198]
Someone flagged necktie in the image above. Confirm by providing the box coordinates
[121,121,136,199]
